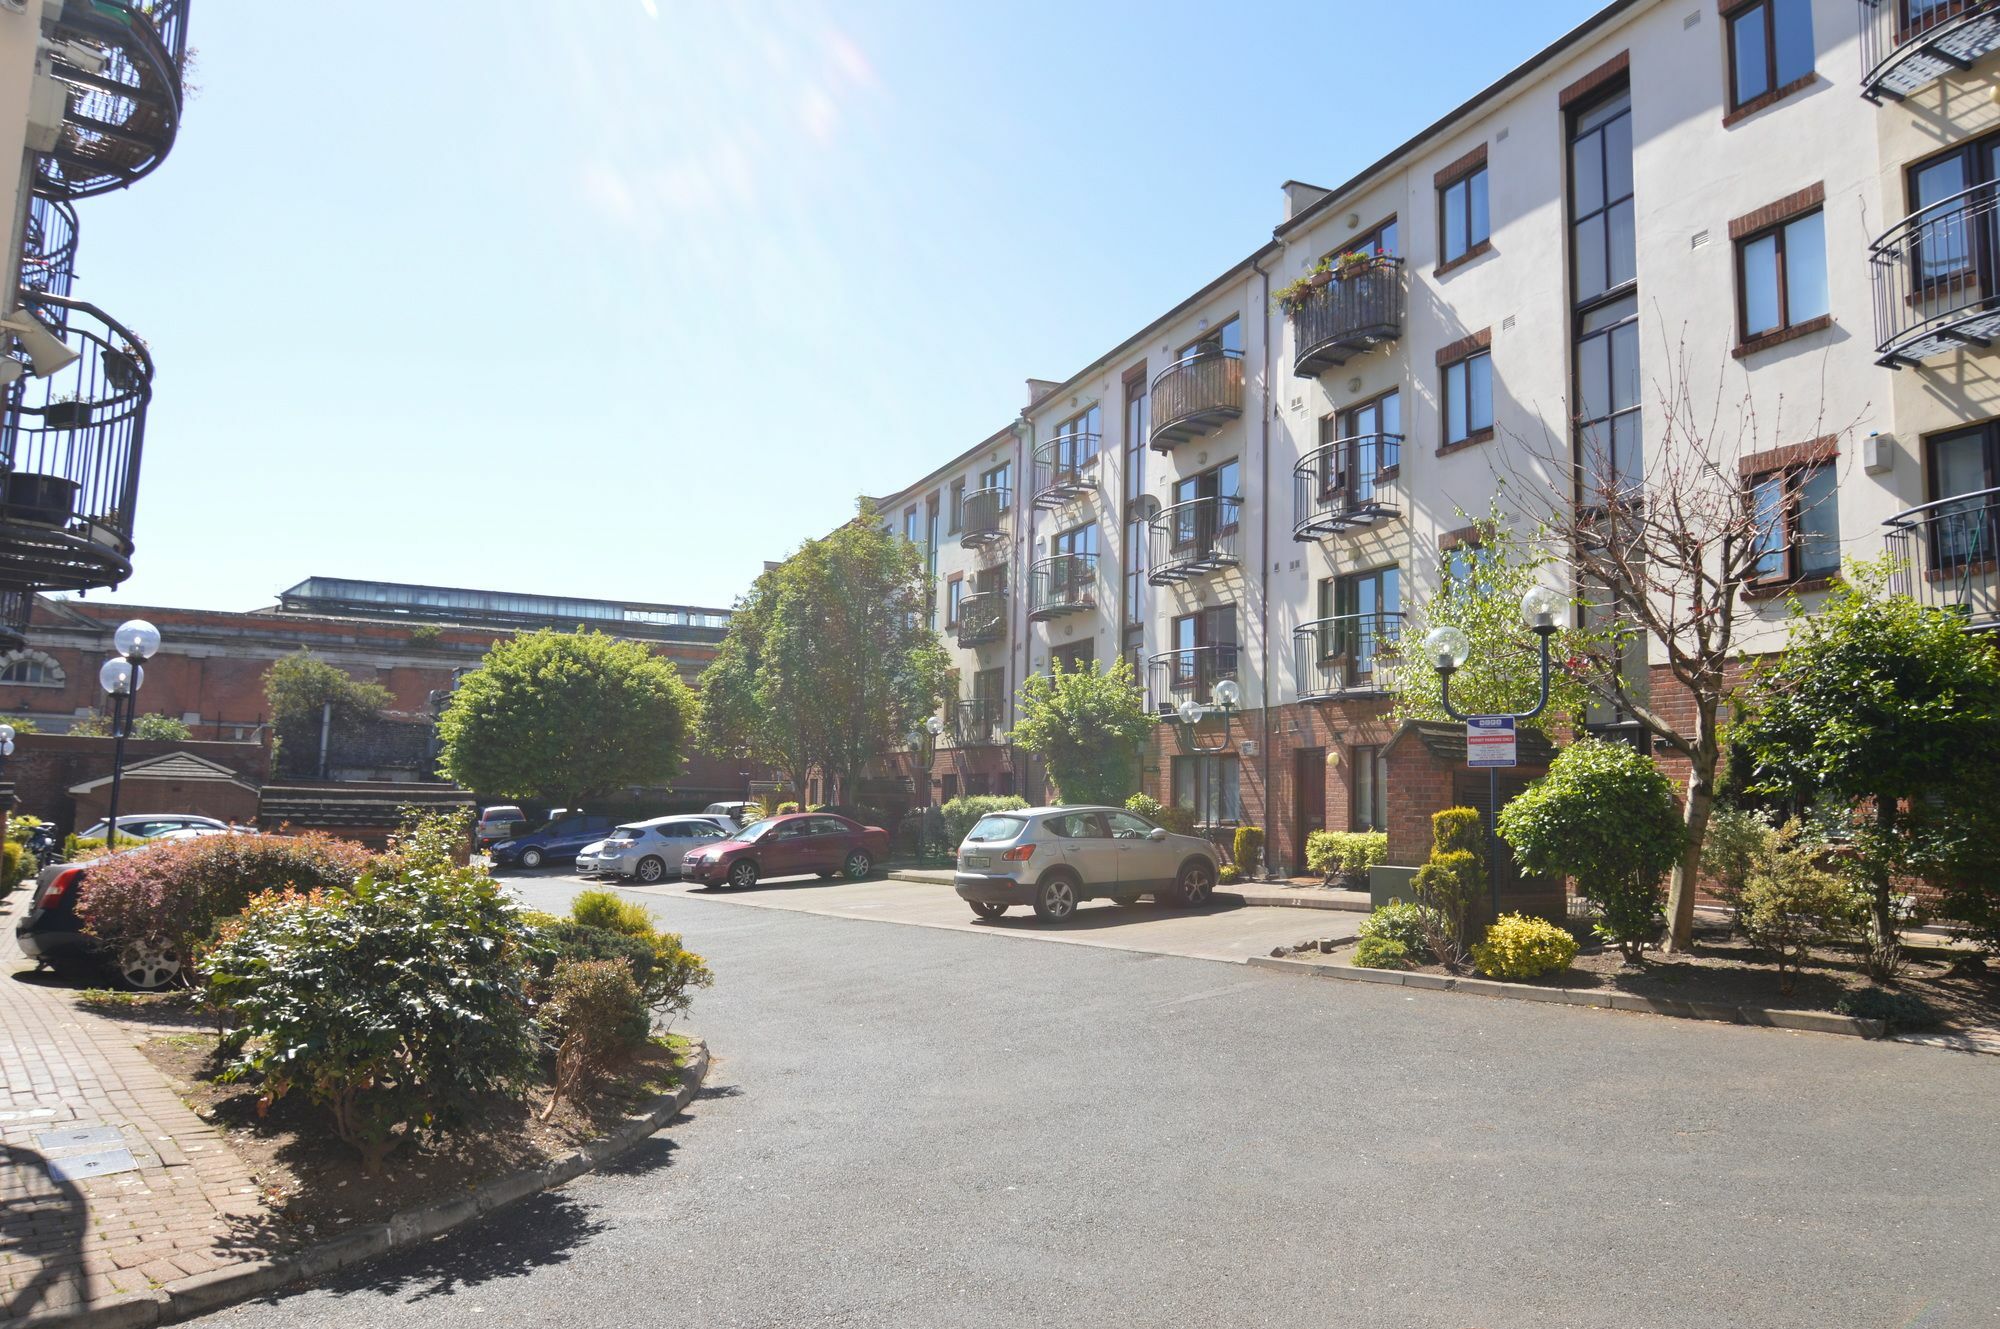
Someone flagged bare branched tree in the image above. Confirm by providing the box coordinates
[1498,325,1863,951]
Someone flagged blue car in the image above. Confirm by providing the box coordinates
[488,813,615,869]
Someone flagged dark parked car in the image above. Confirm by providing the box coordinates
[680,812,889,890]
[488,813,615,869]
[14,853,182,989]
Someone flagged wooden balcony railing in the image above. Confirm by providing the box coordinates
[1149,350,1243,451]
[1293,433,1402,539]
[1289,258,1405,378]
[1027,553,1096,620]
[1148,496,1243,585]
[956,589,1007,647]
[37,0,192,199]
[1293,611,1404,700]
[1884,486,1999,630]
[1859,0,2000,103]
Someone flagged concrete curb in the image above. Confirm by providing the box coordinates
[1245,955,1911,1043]
[0,1039,711,1329]
[1215,888,1371,913]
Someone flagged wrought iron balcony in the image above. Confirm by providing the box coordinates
[0,588,33,652]
[1884,486,1999,630]
[1147,645,1239,717]
[1027,553,1096,620]
[960,485,1010,549]
[1148,496,1242,585]
[952,697,1006,747]
[38,0,192,199]
[19,197,79,332]
[1293,433,1402,539]
[956,589,1007,647]
[0,295,151,592]
[1868,184,2000,366]
[1031,437,1096,509]
[1149,349,1243,451]
[1293,610,1404,700]
[1859,0,2000,102]
[1289,258,1405,378]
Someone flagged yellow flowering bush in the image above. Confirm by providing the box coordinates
[1470,913,1579,979]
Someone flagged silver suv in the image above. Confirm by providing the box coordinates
[952,805,1221,922]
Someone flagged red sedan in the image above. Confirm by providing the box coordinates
[680,812,890,890]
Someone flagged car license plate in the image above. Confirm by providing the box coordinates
[964,854,989,869]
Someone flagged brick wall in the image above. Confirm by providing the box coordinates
[9,734,270,834]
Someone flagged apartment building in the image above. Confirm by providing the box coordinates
[869,0,1997,874]
[0,1,191,648]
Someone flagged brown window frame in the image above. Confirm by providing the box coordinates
[1733,206,1828,348]
[1723,0,1816,118]
[1440,347,1495,449]
[1437,160,1491,268]
[1745,461,1840,588]
[944,573,965,626]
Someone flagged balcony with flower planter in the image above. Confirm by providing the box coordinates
[956,589,1007,648]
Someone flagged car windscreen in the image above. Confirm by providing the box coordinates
[965,815,1027,843]
[735,819,777,842]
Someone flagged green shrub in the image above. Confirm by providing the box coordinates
[941,795,1030,847]
[128,713,192,741]
[1357,899,1436,963]
[1405,809,1487,969]
[1471,913,1579,979]
[1232,826,1265,877]
[1305,830,1388,880]
[1700,805,1776,914]
[1499,738,1685,961]
[1736,823,1866,994]
[1219,863,1242,885]
[1833,987,1940,1029]
[572,888,654,937]
[775,801,801,815]
[204,867,539,1173]
[78,832,374,958]
[538,959,651,1119]
[1,841,34,896]
[1126,794,1197,837]
[1353,935,1410,969]
[533,919,659,990]
[7,814,47,845]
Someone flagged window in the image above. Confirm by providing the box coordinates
[1439,164,1490,265]
[1178,317,1242,362]
[1576,295,1642,504]
[903,505,920,545]
[948,479,965,533]
[1444,540,1498,593]
[979,461,1012,511]
[1052,405,1101,477]
[1047,811,1108,840]
[1441,350,1493,447]
[941,774,958,802]
[1315,567,1400,679]
[1170,459,1241,548]
[1904,136,2000,287]
[1738,209,1828,341]
[1105,810,1155,839]
[1727,0,1813,112]
[1926,425,2000,567]
[1350,745,1389,832]
[0,656,49,685]
[1569,85,1640,507]
[971,666,1004,729]
[945,575,964,626]
[1315,391,1402,500]
[1570,91,1636,304]
[1050,640,1096,675]
[1172,754,1242,826]
[1749,463,1841,584]
[1167,606,1238,694]
[1340,216,1398,260]
[1045,522,1096,606]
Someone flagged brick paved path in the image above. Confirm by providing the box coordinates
[1,893,275,1322]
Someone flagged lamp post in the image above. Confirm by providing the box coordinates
[1424,586,1562,922]
[97,618,161,848]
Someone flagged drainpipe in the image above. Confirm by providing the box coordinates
[1013,413,1031,798]
[1252,253,1276,873]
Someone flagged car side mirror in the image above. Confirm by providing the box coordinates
[1147,827,1169,841]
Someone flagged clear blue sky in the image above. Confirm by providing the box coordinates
[71,0,1601,615]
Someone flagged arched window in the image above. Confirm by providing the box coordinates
[0,650,65,687]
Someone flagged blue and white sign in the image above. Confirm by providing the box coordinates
[1465,715,1517,768]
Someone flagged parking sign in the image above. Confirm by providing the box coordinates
[1465,715,1517,768]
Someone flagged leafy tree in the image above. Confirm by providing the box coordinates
[0,714,37,735]
[437,629,696,807]
[66,712,110,737]
[1392,510,1591,740]
[1010,658,1151,805]
[264,650,394,773]
[1734,563,2000,976]
[1499,737,1685,960]
[128,713,191,741]
[698,510,955,804]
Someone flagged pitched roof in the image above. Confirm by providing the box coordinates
[68,750,261,796]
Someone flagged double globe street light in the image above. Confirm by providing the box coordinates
[1422,585,1564,920]
[97,618,162,848]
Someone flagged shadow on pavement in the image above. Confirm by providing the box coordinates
[967,899,1245,933]
[297,1191,608,1304]
[0,1144,86,1323]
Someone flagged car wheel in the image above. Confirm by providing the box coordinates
[1033,873,1079,922]
[118,935,181,991]
[520,847,545,870]
[1175,859,1215,909]
[728,859,759,890]
[1111,894,1142,907]
[843,850,874,881]
[635,856,665,884]
[969,900,1008,919]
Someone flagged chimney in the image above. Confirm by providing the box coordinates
[1281,180,1332,223]
[1026,378,1062,408]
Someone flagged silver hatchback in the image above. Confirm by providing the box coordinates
[952,805,1222,923]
